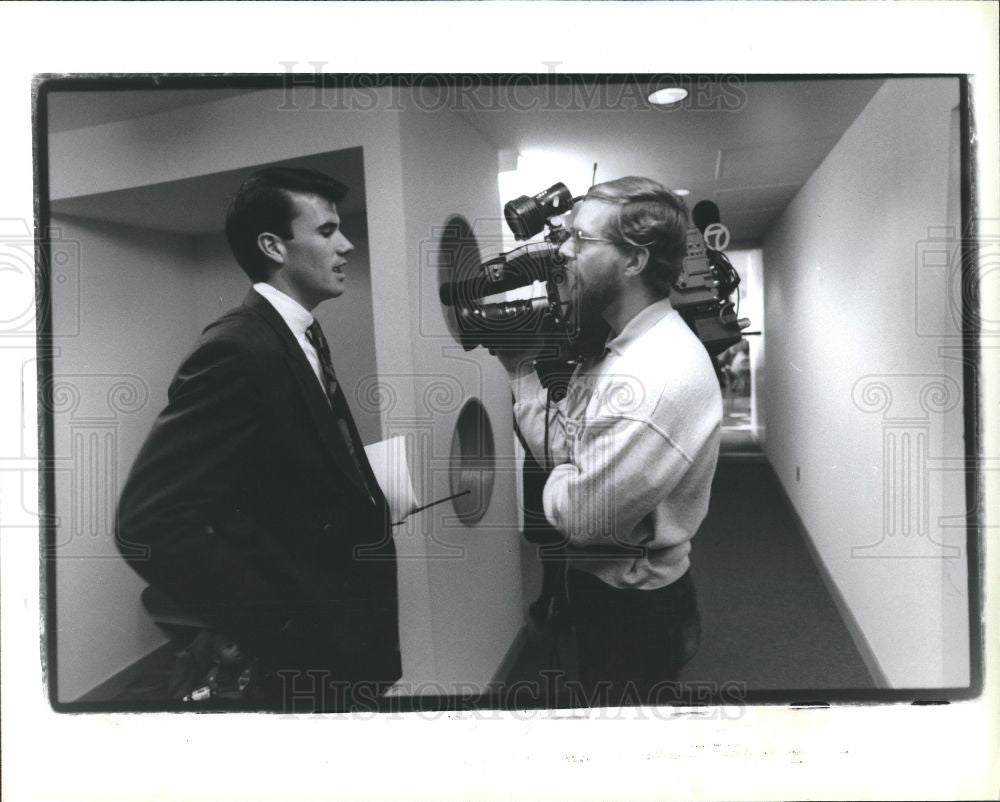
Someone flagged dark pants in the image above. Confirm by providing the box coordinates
[567,567,701,706]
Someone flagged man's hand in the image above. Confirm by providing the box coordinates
[491,346,539,376]
[489,329,565,377]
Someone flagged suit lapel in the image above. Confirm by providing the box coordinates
[242,290,371,498]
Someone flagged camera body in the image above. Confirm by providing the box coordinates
[437,182,749,367]
[673,219,749,356]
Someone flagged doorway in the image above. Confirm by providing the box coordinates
[714,247,763,454]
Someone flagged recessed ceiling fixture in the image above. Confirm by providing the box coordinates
[674,188,691,197]
[648,87,688,106]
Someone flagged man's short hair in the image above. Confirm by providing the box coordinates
[225,166,347,282]
[584,176,690,297]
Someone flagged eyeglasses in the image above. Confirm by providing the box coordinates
[565,226,616,252]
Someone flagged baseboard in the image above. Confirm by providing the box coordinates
[720,428,766,463]
[762,460,892,690]
[719,451,767,464]
[74,637,177,704]
[490,624,531,685]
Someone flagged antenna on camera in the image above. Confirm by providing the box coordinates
[591,162,598,188]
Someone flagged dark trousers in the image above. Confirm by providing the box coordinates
[567,567,701,706]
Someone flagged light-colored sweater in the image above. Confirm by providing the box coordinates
[510,297,722,590]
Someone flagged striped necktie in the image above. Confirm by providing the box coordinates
[306,320,370,492]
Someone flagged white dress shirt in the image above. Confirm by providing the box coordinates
[252,283,327,396]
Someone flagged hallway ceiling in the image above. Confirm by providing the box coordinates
[454,77,886,244]
[45,77,887,243]
[50,148,368,235]
[46,88,258,133]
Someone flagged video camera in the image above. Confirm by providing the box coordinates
[437,182,750,372]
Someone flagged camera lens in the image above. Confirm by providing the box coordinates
[504,182,573,241]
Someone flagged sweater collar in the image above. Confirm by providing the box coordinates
[604,296,676,358]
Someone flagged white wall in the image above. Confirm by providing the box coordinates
[761,78,968,687]
[50,216,201,702]
[395,94,524,690]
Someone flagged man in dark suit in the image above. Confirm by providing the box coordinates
[116,167,400,712]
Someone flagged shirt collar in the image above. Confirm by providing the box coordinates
[253,283,315,339]
[604,296,676,357]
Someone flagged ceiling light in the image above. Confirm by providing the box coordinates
[674,188,690,197]
[648,87,688,106]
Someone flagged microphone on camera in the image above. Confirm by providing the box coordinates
[691,200,721,236]
[691,200,731,252]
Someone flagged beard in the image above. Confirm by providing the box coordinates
[574,270,621,330]
[564,269,620,356]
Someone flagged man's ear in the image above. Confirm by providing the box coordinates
[622,246,650,278]
[257,232,286,267]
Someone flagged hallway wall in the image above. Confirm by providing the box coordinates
[761,78,968,688]
[49,216,201,702]
[395,97,524,691]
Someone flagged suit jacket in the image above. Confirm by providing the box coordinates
[116,290,401,693]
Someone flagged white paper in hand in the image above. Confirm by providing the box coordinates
[363,435,419,524]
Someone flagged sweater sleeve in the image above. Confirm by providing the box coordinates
[510,361,696,549]
[540,412,694,548]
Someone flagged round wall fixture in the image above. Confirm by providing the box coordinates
[449,398,496,525]
[437,215,482,348]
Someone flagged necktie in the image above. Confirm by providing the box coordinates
[306,320,371,495]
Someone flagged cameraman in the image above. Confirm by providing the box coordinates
[498,177,722,704]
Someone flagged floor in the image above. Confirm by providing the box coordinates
[504,445,875,700]
[681,457,874,691]
[106,436,875,707]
